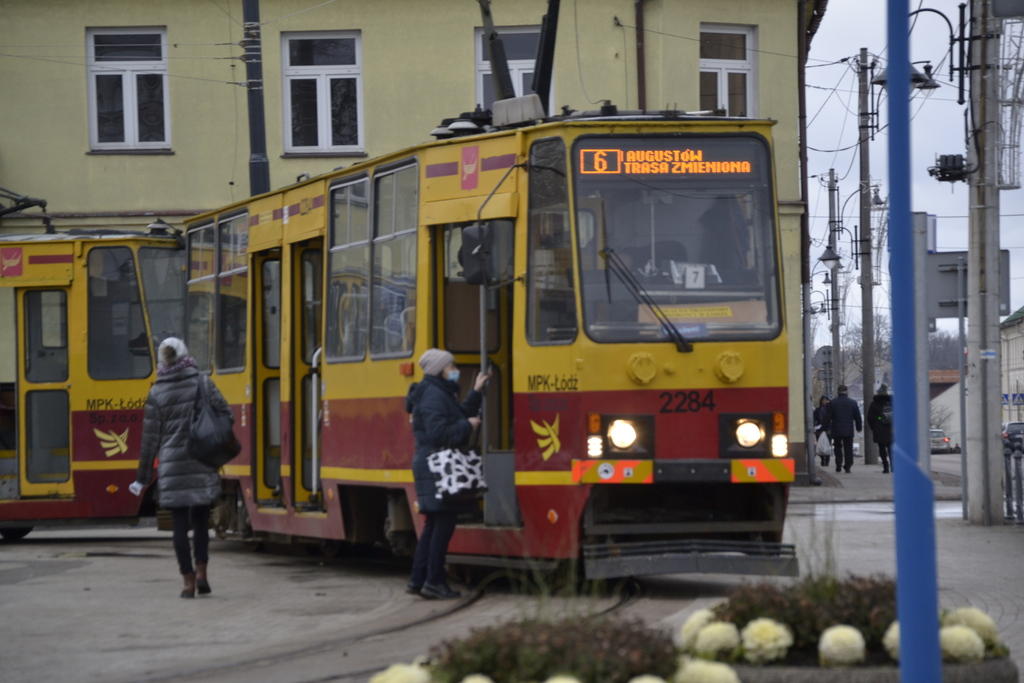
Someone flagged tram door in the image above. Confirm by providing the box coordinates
[253,251,283,505]
[15,287,72,498]
[290,240,323,509]
[439,222,519,526]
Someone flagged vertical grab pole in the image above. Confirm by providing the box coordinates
[311,347,322,503]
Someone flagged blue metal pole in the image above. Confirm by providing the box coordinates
[887,2,942,680]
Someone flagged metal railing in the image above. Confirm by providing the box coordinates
[1002,434,1024,523]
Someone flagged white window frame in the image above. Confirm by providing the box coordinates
[86,27,170,150]
[698,24,757,118]
[474,26,550,111]
[282,31,364,154]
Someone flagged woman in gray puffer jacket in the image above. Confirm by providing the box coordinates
[132,338,228,598]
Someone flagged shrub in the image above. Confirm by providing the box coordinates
[713,574,896,654]
[428,616,677,683]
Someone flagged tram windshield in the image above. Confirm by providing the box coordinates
[572,135,780,343]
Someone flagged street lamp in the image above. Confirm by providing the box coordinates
[819,245,841,271]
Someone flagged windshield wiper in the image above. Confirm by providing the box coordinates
[600,248,693,352]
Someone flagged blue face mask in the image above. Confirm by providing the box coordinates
[446,368,461,383]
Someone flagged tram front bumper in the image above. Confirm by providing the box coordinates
[582,538,798,579]
[571,458,796,484]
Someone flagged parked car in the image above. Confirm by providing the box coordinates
[929,429,953,454]
[1002,422,1024,440]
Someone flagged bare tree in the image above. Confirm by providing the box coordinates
[928,331,961,370]
[931,403,953,431]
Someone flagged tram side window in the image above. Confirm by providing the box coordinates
[26,390,69,483]
[326,178,369,361]
[527,138,577,343]
[186,224,216,372]
[371,164,417,357]
[139,247,186,349]
[87,247,152,379]
[24,290,68,383]
[217,214,249,371]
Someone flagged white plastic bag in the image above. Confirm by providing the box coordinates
[816,431,833,457]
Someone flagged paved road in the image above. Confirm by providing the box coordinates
[3,451,1021,682]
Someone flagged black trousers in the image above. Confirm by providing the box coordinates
[833,436,854,471]
[171,505,210,575]
[409,511,457,588]
[878,443,892,471]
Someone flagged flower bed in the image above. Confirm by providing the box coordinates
[369,575,1018,683]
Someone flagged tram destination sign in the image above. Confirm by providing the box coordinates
[578,147,754,176]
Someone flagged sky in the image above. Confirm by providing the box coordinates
[804,0,1024,344]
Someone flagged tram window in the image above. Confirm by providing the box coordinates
[26,390,69,483]
[187,225,216,372]
[24,290,68,383]
[262,260,281,369]
[371,164,417,357]
[139,247,186,349]
[327,179,369,362]
[263,377,281,490]
[527,138,577,344]
[217,214,249,372]
[87,248,152,379]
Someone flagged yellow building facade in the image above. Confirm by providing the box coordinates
[0,0,823,463]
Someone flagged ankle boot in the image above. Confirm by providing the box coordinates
[181,572,196,599]
[195,563,211,595]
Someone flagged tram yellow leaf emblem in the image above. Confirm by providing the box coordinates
[530,415,561,460]
[94,428,129,457]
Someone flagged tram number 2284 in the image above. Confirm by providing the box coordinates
[658,390,716,414]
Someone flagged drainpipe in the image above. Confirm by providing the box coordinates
[635,0,646,110]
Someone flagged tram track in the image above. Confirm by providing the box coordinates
[129,571,645,683]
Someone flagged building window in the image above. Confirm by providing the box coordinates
[282,31,362,153]
[87,28,169,149]
[698,25,756,117]
[475,26,543,110]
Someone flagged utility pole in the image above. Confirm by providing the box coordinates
[828,168,842,397]
[242,0,270,196]
[858,47,878,465]
[966,0,1003,525]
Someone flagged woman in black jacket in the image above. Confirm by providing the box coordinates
[866,385,894,473]
[130,338,229,598]
[405,348,488,600]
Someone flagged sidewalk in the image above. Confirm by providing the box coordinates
[790,452,964,504]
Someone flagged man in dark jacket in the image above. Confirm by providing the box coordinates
[405,348,488,600]
[866,385,894,473]
[829,384,862,473]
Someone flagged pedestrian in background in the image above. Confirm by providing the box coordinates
[829,384,862,473]
[867,384,894,473]
[813,395,832,466]
[405,348,488,600]
[130,338,226,598]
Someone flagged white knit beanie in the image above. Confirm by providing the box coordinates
[158,337,189,367]
[419,348,454,376]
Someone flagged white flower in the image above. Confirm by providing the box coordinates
[882,621,900,661]
[818,625,866,667]
[940,625,985,662]
[740,617,794,664]
[543,676,581,683]
[674,657,741,683]
[369,663,431,683]
[693,621,740,659]
[677,608,715,651]
[627,677,667,683]
[460,676,495,683]
[942,606,1001,648]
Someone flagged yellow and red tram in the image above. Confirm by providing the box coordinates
[190,109,798,578]
[0,229,185,539]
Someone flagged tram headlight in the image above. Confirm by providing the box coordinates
[735,420,765,448]
[771,434,789,457]
[607,419,638,450]
[587,435,604,458]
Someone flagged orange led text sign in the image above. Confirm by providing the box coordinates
[579,148,753,175]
